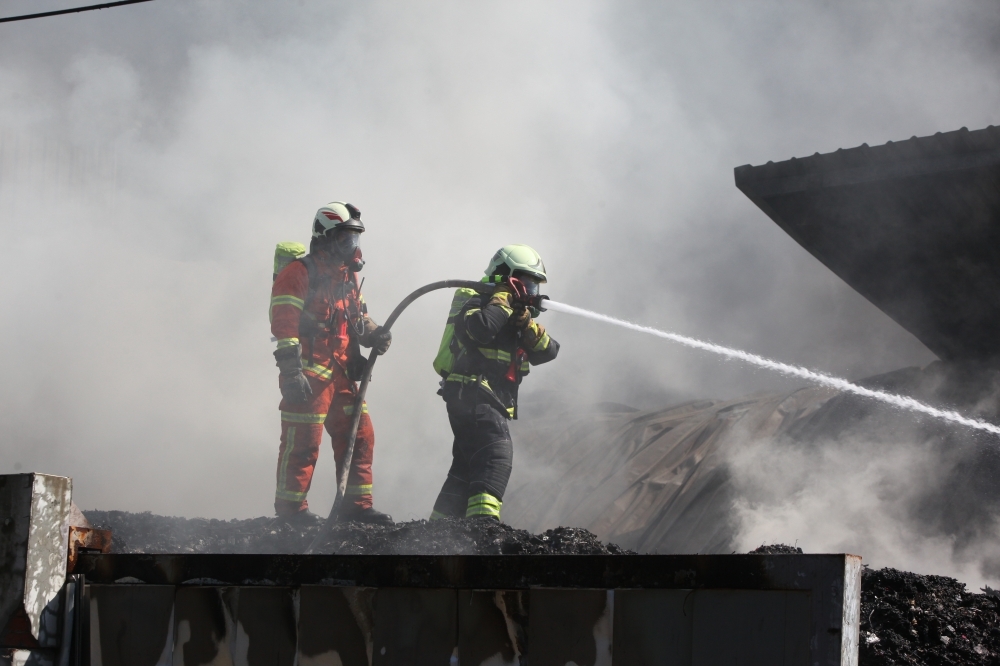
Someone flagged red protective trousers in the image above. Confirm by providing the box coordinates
[273,364,375,516]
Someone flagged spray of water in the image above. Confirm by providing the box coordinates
[542,299,1000,437]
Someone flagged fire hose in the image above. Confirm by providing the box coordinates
[305,279,497,553]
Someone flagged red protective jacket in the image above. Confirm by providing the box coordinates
[270,257,368,380]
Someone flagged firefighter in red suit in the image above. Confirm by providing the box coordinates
[269,202,393,526]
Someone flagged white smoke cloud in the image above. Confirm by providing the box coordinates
[729,427,1000,590]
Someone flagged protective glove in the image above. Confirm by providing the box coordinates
[359,316,392,355]
[370,326,392,355]
[274,345,313,404]
[509,306,531,329]
[488,283,514,310]
[521,321,547,350]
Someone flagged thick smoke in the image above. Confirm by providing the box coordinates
[1,0,999,583]
[728,379,1000,591]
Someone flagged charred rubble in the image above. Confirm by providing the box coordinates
[83,510,633,555]
[750,543,804,554]
[860,567,1000,665]
[750,545,1000,665]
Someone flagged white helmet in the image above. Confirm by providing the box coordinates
[312,202,364,239]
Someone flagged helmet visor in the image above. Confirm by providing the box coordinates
[334,229,361,255]
[514,273,543,297]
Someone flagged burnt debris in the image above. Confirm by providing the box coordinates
[83,510,633,555]
[750,543,804,554]
[860,567,1000,665]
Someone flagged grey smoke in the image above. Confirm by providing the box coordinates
[1,1,998,584]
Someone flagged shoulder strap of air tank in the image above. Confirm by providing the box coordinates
[299,255,318,307]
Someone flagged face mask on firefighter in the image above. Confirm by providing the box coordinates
[333,229,361,257]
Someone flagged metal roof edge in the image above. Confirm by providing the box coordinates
[734,124,1000,188]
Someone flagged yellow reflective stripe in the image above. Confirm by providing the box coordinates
[280,411,327,424]
[444,374,492,391]
[531,330,551,352]
[468,493,501,507]
[276,426,305,501]
[506,406,515,418]
[464,307,481,316]
[343,403,369,416]
[429,510,449,521]
[269,294,305,323]
[466,493,502,518]
[270,295,305,310]
[520,361,530,371]
[478,348,511,363]
[303,362,335,381]
[275,337,300,349]
[345,484,372,496]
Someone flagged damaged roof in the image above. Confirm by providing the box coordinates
[735,125,1000,361]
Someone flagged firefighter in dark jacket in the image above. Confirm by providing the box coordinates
[430,245,559,521]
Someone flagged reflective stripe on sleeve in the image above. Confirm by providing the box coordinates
[275,337,300,349]
[343,403,369,416]
[280,412,327,424]
[271,295,305,310]
[466,493,502,518]
[531,330,551,352]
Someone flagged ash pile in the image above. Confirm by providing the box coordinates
[860,567,1000,665]
[83,510,633,555]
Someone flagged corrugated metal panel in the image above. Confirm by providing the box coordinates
[735,125,1000,361]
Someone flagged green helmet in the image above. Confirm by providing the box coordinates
[484,244,547,282]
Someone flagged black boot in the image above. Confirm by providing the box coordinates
[278,509,324,529]
[339,505,394,525]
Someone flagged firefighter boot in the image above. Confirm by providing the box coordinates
[339,504,394,525]
[280,509,324,529]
